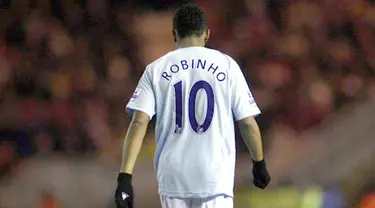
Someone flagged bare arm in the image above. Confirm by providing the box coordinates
[237,116,264,162]
[120,111,150,174]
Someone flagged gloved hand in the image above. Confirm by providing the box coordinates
[115,173,134,208]
[252,159,271,189]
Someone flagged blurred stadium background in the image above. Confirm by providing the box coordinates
[0,0,375,207]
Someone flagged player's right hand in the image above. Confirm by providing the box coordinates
[115,173,134,208]
[252,160,271,189]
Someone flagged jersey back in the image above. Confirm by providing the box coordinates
[126,47,260,198]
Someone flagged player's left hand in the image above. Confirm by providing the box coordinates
[252,159,271,189]
[115,173,134,208]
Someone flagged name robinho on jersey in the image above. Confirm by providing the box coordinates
[161,59,226,82]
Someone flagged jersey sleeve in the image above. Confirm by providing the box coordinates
[228,56,261,121]
[126,66,156,119]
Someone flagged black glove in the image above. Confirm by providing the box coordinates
[115,173,134,208]
[252,159,271,189]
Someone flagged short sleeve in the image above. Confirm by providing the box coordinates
[126,66,156,119]
[228,56,261,121]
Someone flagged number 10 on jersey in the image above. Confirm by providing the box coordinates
[173,80,215,133]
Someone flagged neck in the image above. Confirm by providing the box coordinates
[176,37,205,49]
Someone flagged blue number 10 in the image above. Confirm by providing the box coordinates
[173,80,214,133]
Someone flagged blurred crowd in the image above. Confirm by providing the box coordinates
[0,0,145,178]
[207,0,375,148]
[1,0,375,187]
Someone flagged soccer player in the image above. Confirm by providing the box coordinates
[115,4,270,208]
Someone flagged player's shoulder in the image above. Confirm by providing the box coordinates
[217,50,237,64]
[149,47,230,61]
[199,47,232,59]
[146,47,237,71]
[145,50,177,72]
[204,48,239,65]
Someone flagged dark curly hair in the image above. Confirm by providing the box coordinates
[173,4,207,39]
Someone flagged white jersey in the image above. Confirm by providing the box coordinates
[126,46,260,198]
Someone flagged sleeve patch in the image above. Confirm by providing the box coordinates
[248,91,256,104]
[131,88,142,100]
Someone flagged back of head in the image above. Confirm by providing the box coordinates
[173,4,207,39]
